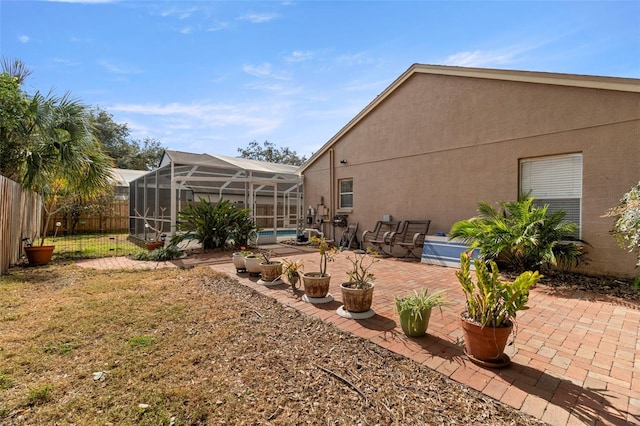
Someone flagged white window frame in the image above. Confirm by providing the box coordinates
[338,178,353,210]
[519,153,583,237]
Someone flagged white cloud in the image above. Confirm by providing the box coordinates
[243,63,290,80]
[442,49,516,67]
[180,26,193,35]
[109,101,285,152]
[18,35,30,43]
[160,7,198,19]
[336,52,375,66]
[98,60,143,75]
[285,50,314,63]
[206,22,230,32]
[237,13,278,24]
[442,39,553,68]
[53,57,80,67]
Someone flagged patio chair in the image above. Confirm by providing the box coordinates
[361,220,400,255]
[388,220,431,259]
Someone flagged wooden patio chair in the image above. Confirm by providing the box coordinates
[388,220,431,259]
[361,220,400,255]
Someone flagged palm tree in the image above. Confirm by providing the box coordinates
[450,196,586,272]
[1,59,113,244]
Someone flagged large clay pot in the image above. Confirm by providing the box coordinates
[301,272,331,298]
[260,261,283,282]
[398,308,432,337]
[340,283,375,313]
[460,314,513,365]
[244,255,263,275]
[232,252,247,271]
[24,245,55,266]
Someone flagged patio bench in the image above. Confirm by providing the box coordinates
[389,220,431,259]
[361,220,400,255]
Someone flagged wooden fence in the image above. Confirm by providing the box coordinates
[45,200,130,234]
[0,176,42,275]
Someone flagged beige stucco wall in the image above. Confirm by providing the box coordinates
[303,72,640,278]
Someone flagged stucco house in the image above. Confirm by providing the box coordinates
[299,64,640,278]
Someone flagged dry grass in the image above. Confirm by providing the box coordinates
[0,264,546,425]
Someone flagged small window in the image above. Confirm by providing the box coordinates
[339,178,353,209]
[520,153,582,236]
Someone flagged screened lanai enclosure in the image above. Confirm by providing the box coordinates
[129,150,303,245]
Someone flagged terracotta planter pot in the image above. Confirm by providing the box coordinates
[260,261,283,282]
[301,272,331,298]
[460,314,513,363]
[340,283,375,313]
[398,308,432,337]
[24,245,55,266]
[145,241,164,251]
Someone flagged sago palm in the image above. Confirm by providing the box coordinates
[450,196,586,272]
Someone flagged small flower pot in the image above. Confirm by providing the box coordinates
[260,261,283,282]
[340,282,374,313]
[398,308,432,337]
[145,241,165,251]
[301,272,331,298]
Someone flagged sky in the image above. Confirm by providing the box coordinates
[1,0,639,159]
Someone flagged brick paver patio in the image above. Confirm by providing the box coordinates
[77,245,640,426]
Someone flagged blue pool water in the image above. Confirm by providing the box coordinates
[258,229,297,238]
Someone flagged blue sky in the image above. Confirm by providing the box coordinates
[2,0,639,159]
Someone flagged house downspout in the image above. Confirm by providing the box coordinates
[329,148,335,241]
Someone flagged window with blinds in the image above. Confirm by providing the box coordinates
[520,153,583,237]
[339,178,353,209]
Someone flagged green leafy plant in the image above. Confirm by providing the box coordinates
[456,252,541,328]
[229,214,260,249]
[345,250,378,289]
[28,384,52,405]
[0,373,13,390]
[132,244,183,261]
[309,236,337,277]
[281,258,303,285]
[128,335,153,349]
[395,289,449,320]
[171,198,257,250]
[450,196,586,272]
[603,181,640,267]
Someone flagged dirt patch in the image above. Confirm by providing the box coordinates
[0,264,546,425]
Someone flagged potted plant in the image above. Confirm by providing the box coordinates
[244,253,264,276]
[395,289,448,337]
[301,236,337,298]
[135,207,167,251]
[340,250,378,313]
[259,250,283,283]
[281,258,304,290]
[232,248,253,272]
[456,252,540,367]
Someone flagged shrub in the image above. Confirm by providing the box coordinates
[604,181,640,267]
[132,244,183,261]
[456,252,541,327]
[450,196,586,272]
[171,198,257,250]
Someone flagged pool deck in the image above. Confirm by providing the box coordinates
[77,245,640,426]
